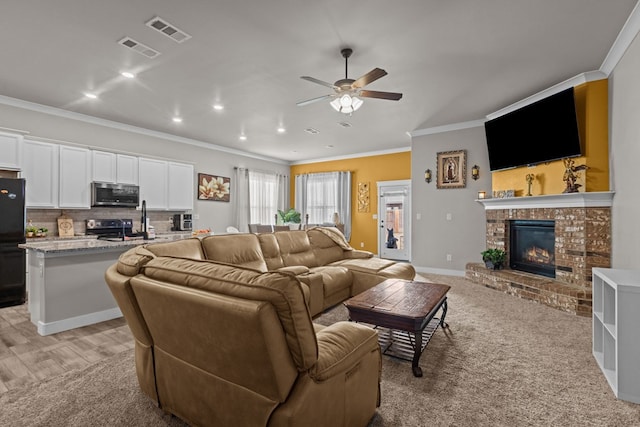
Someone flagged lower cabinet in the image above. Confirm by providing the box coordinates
[592,267,640,404]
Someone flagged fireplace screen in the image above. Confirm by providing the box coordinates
[509,220,555,278]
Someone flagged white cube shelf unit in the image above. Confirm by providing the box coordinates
[592,267,640,404]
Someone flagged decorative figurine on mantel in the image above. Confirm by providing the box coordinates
[525,173,535,196]
[562,158,588,193]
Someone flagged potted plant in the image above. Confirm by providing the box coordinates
[481,248,506,270]
[37,227,48,237]
[277,208,301,225]
[26,225,38,238]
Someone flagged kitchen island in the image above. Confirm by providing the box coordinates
[19,234,190,336]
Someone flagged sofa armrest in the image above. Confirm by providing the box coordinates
[344,249,374,259]
[311,321,379,381]
[277,265,310,275]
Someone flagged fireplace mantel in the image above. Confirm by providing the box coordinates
[477,191,615,210]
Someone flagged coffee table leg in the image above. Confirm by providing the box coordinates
[412,330,423,377]
[439,299,449,327]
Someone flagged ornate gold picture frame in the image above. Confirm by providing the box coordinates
[436,150,467,189]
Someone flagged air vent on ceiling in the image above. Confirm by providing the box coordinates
[146,16,192,43]
[118,37,161,59]
[338,121,352,128]
[304,127,320,135]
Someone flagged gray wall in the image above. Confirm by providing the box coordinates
[410,126,490,274]
[0,102,289,234]
[609,31,640,268]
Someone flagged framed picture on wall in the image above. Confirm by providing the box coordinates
[436,150,467,189]
[197,173,231,202]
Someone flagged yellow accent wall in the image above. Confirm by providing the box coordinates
[290,151,411,254]
[491,79,609,195]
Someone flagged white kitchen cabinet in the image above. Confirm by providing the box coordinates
[22,139,59,208]
[138,157,168,210]
[59,145,91,208]
[592,267,640,404]
[92,150,117,183]
[168,162,194,210]
[0,131,22,170]
[116,154,139,185]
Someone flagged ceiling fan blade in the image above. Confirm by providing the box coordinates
[296,94,334,107]
[351,68,388,89]
[359,90,403,101]
[300,76,338,90]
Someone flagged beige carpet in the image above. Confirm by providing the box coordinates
[2,273,640,426]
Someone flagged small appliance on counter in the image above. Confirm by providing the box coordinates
[173,214,193,231]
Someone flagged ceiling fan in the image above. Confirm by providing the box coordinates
[297,48,403,114]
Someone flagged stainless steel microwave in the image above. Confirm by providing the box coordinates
[91,182,140,207]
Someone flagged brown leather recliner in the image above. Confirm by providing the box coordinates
[106,249,381,427]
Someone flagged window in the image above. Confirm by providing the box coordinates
[248,170,285,224]
[295,171,351,239]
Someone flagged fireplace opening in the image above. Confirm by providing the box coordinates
[509,220,555,278]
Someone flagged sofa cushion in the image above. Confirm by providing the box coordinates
[140,256,318,370]
[274,230,318,268]
[145,237,205,260]
[257,233,285,270]
[201,234,268,272]
[307,228,348,265]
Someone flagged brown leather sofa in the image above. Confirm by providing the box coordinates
[106,242,382,426]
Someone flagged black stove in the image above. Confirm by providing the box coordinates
[85,219,140,241]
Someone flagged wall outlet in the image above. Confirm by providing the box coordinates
[446,254,452,261]
[446,213,452,221]
[416,213,421,220]
[194,214,200,220]
[360,242,365,248]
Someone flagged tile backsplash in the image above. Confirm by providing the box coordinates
[26,208,185,236]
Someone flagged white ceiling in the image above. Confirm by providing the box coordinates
[0,1,636,163]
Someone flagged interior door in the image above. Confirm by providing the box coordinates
[377,180,410,261]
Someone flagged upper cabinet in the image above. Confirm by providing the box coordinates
[116,154,139,185]
[0,132,23,170]
[139,157,194,211]
[168,162,194,211]
[139,157,169,210]
[22,140,59,208]
[59,146,91,208]
[92,151,139,185]
[92,150,117,183]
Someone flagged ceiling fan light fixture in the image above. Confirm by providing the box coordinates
[330,94,363,114]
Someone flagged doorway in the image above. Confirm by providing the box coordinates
[377,180,411,261]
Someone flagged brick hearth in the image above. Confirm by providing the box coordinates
[466,192,613,316]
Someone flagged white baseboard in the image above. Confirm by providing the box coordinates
[414,266,466,277]
[36,307,123,336]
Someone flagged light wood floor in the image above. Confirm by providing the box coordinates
[0,303,133,395]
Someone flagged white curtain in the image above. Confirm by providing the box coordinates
[232,167,250,232]
[248,170,289,225]
[295,171,351,239]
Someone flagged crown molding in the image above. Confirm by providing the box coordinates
[289,146,411,166]
[410,119,486,138]
[485,71,607,120]
[0,94,289,165]
[600,0,640,75]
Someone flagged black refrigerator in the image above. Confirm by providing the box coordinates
[0,178,26,308]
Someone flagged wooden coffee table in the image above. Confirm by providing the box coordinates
[344,278,450,377]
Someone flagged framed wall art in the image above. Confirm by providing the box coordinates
[436,149,467,189]
[197,173,231,202]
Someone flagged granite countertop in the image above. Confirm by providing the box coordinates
[19,233,192,254]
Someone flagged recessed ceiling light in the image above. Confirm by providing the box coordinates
[326,145,334,148]
[213,104,224,111]
[239,135,247,141]
[172,117,183,123]
[277,127,286,133]
[121,71,136,79]
[84,93,98,99]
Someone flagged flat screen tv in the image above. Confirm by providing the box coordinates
[484,87,582,171]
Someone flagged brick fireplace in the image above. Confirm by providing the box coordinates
[466,192,614,316]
